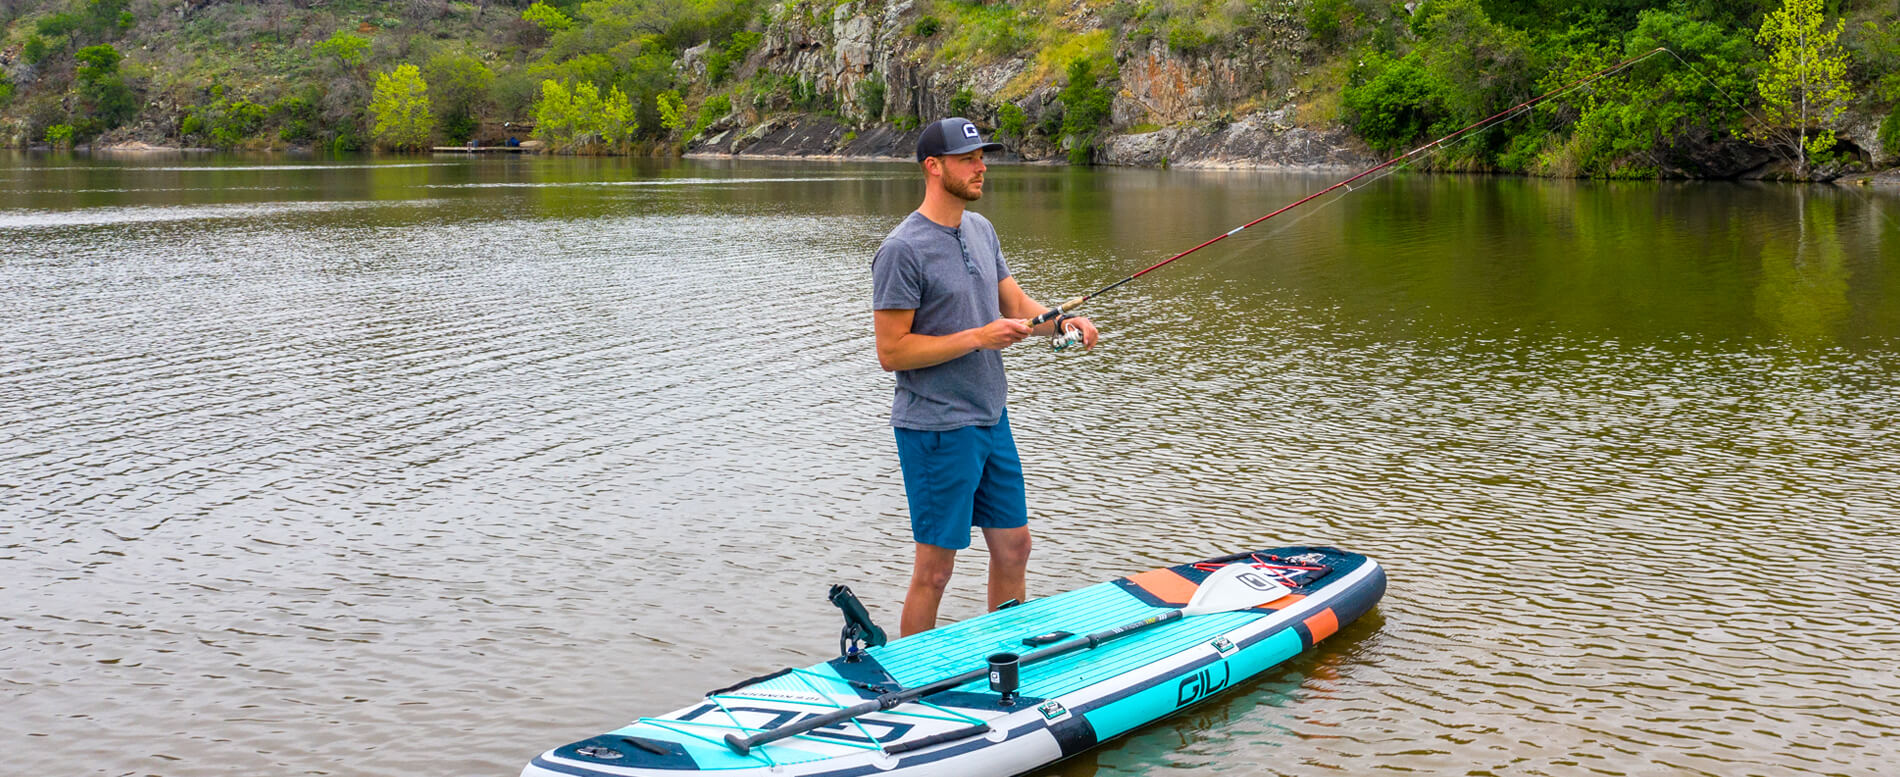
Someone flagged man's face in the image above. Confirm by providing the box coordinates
[931,150,987,201]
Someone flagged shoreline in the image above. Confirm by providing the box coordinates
[10,140,1895,183]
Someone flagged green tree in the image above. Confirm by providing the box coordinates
[599,86,639,151]
[1751,0,1854,178]
[74,44,122,79]
[533,80,580,148]
[656,89,689,133]
[1855,16,1900,103]
[22,35,51,66]
[688,94,731,139]
[314,30,370,70]
[533,79,636,153]
[370,64,435,150]
[997,102,1026,138]
[707,31,762,83]
[522,1,574,31]
[181,92,272,148]
[856,76,886,121]
[74,44,138,133]
[1548,9,1754,177]
[1342,51,1454,155]
[423,51,494,143]
[1059,58,1114,164]
[80,0,133,38]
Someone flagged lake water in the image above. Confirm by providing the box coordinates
[3,152,1897,777]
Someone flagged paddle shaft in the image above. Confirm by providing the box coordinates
[722,609,1186,755]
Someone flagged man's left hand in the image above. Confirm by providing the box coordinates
[1061,316,1100,350]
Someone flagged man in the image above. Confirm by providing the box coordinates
[871,117,1100,636]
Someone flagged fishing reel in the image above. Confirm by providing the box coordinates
[1050,316,1085,352]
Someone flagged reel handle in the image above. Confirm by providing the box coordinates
[1051,322,1085,352]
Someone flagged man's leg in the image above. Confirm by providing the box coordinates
[980,525,1031,610]
[902,542,959,636]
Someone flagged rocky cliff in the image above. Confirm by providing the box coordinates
[686,0,1378,169]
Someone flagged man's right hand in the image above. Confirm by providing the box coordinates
[972,318,1032,350]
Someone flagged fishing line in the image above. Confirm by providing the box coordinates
[1034,46,1684,348]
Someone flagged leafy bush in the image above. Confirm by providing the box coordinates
[948,87,974,118]
[1546,8,1753,176]
[910,16,940,37]
[36,12,81,38]
[313,31,370,69]
[213,101,268,147]
[707,31,762,83]
[689,94,732,139]
[1060,58,1114,164]
[997,103,1026,138]
[1304,0,1347,46]
[1340,51,1453,155]
[182,96,271,148]
[856,77,886,120]
[522,1,574,31]
[0,72,13,106]
[438,113,477,144]
[789,77,822,110]
[44,124,76,146]
[22,35,51,65]
[1165,22,1213,54]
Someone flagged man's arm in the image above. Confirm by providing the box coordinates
[875,309,1031,372]
[998,278,1098,348]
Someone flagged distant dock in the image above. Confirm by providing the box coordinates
[433,146,528,153]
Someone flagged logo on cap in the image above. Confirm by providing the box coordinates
[962,123,980,139]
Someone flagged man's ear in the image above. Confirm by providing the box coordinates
[921,156,940,178]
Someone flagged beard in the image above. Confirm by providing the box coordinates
[943,174,983,202]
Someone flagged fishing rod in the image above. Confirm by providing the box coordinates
[1038,46,1677,350]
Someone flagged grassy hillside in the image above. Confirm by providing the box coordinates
[2,0,1896,176]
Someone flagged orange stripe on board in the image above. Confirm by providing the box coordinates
[1303,608,1339,642]
[1260,593,1306,610]
[1124,568,1199,605]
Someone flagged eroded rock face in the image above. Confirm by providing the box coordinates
[700,0,1365,167]
[1098,109,1374,169]
[691,2,1848,176]
[1116,40,1271,125]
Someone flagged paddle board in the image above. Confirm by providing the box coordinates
[522,545,1384,777]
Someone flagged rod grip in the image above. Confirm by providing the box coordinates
[1029,296,1087,326]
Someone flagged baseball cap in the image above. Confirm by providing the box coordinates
[915,117,1004,162]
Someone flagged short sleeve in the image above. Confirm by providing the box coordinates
[989,226,1011,281]
[872,239,922,310]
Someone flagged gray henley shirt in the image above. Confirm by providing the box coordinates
[871,210,1013,431]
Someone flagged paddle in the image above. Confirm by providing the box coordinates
[722,563,1291,756]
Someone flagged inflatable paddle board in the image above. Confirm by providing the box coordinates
[522,546,1384,777]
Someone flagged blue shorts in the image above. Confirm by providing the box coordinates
[893,412,1029,550]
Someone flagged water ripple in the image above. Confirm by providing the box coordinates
[3,160,1897,777]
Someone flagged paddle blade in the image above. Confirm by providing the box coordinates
[1182,563,1292,616]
